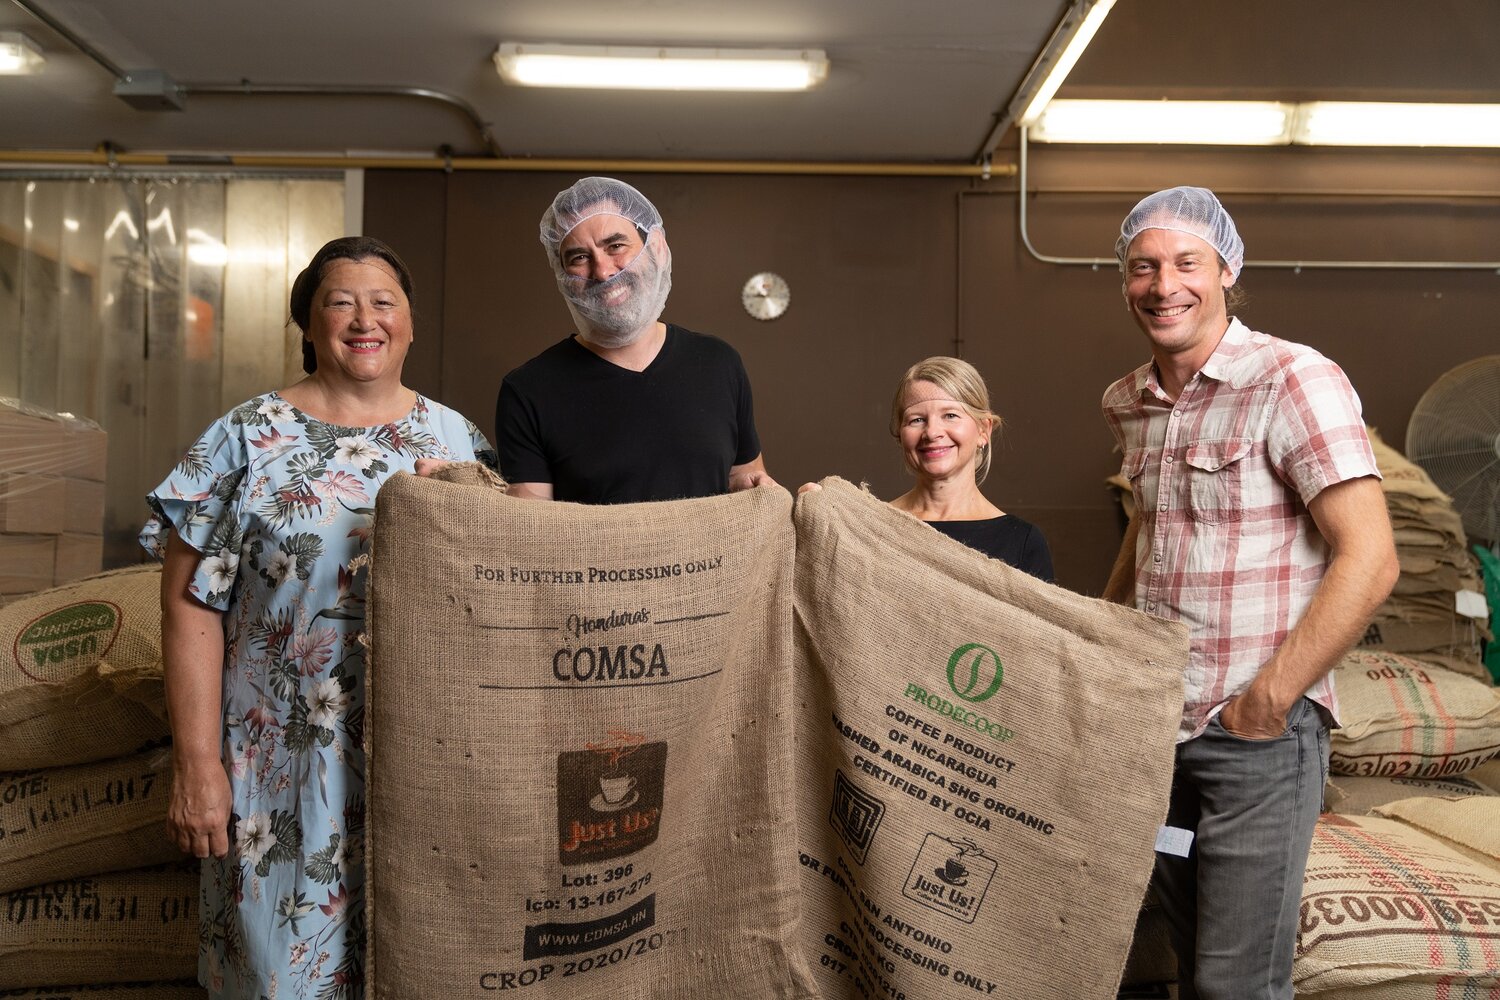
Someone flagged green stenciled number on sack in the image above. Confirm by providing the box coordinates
[946,643,1003,703]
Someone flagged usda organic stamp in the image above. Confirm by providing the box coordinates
[13,601,122,683]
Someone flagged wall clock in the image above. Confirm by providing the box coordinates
[741,272,790,321]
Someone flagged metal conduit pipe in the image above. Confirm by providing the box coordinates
[0,148,1014,178]
[1017,127,1500,273]
[180,83,504,158]
[12,0,501,156]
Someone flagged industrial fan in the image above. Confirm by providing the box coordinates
[1406,355,1500,547]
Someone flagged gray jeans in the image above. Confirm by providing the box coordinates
[1154,696,1330,1000]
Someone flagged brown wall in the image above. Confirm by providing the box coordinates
[364,148,1497,594]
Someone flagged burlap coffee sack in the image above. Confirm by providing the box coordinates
[1357,618,1486,675]
[1294,814,1500,996]
[1373,796,1500,867]
[0,749,177,894]
[1469,758,1500,793]
[0,567,167,772]
[0,984,205,999]
[367,469,815,999]
[0,863,197,989]
[1362,620,1488,677]
[1324,774,1494,817]
[1300,981,1500,1000]
[791,479,1187,1000]
[1330,651,1500,779]
[1393,566,1471,596]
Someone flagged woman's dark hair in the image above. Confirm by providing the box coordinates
[290,236,415,374]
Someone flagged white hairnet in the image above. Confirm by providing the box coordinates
[539,176,664,274]
[539,177,672,348]
[1115,186,1244,280]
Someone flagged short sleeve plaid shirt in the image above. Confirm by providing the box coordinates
[1102,319,1380,741]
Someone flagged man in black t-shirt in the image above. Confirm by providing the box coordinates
[496,177,773,504]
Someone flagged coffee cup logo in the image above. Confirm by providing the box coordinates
[599,774,637,807]
[557,731,667,865]
[903,834,997,924]
[936,857,969,886]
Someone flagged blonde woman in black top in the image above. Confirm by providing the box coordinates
[886,356,1053,582]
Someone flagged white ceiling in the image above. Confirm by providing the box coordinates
[2,1,1498,164]
[0,0,1064,162]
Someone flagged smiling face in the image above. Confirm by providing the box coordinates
[897,380,993,484]
[554,209,672,348]
[305,257,413,387]
[559,212,647,283]
[1122,227,1234,369]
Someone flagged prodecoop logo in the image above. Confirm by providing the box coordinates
[946,643,1003,703]
[902,642,1015,742]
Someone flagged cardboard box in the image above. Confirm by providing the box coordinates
[54,422,109,481]
[0,403,107,482]
[53,532,104,586]
[0,534,57,594]
[0,472,65,534]
[62,477,106,535]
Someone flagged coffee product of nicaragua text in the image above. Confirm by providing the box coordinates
[791,479,1187,1000]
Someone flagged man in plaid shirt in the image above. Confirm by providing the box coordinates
[1101,187,1398,1000]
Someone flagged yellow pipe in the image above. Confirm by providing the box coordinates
[0,149,1015,178]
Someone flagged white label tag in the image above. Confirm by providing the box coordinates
[1155,825,1194,858]
[1456,589,1489,620]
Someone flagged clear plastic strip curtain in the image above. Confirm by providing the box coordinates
[0,175,344,567]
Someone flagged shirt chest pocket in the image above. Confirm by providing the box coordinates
[1183,438,1252,523]
[1120,448,1151,514]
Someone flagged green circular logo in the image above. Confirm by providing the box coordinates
[14,601,122,683]
[947,643,1003,703]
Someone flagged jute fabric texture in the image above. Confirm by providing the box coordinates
[1324,773,1494,818]
[0,566,167,772]
[1294,814,1500,997]
[1330,651,1500,779]
[790,479,1187,1000]
[0,985,205,999]
[1372,795,1500,867]
[0,747,176,894]
[367,467,815,999]
[0,863,198,989]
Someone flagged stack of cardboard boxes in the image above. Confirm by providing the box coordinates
[0,399,107,602]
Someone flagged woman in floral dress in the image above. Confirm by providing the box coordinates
[142,237,495,999]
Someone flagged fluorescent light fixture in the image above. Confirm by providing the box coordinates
[494,42,828,92]
[1033,100,1295,145]
[1032,99,1500,147]
[1296,102,1500,147]
[1018,0,1117,126]
[0,32,44,75]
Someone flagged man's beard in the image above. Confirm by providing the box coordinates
[562,244,672,349]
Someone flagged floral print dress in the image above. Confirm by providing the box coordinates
[141,391,495,1000]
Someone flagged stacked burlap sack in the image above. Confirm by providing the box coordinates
[1291,648,1500,996]
[1360,427,1491,673]
[0,566,202,994]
